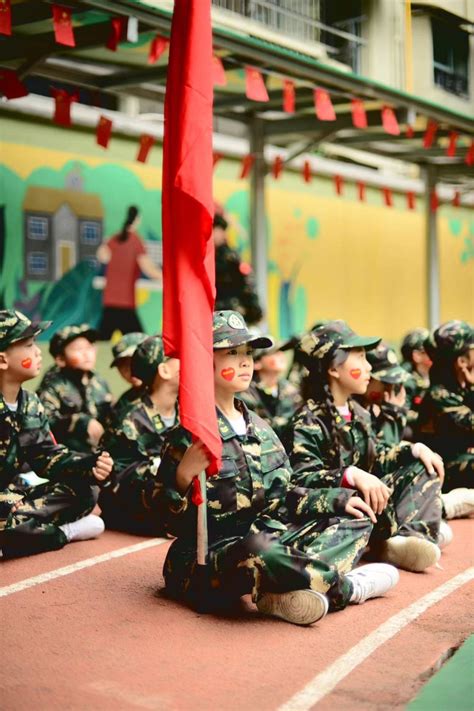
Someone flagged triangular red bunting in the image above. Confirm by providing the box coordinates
[452,191,461,208]
[446,131,458,157]
[314,88,336,121]
[136,134,154,163]
[52,5,75,47]
[381,106,400,135]
[272,155,283,179]
[423,119,438,149]
[351,99,367,129]
[407,191,416,210]
[212,55,227,87]
[212,152,223,169]
[382,187,393,207]
[302,160,312,183]
[283,79,295,113]
[239,154,255,179]
[357,181,366,202]
[0,69,28,99]
[245,67,269,102]
[430,190,439,213]
[106,17,126,51]
[0,0,11,36]
[334,174,344,196]
[96,115,112,148]
[148,35,169,64]
[51,88,77,126]
[406,125,415,139]
[465,140,474,166]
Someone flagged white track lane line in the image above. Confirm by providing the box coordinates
[278,566,474,711]
[0,538,168,598]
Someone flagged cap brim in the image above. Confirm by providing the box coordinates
[214,335,274,350]
[110,346,136,367]
[9,320,52,345]
[341,335,381,351]
[371,366,410,384]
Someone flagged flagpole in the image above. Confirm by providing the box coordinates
[196,471,208,566]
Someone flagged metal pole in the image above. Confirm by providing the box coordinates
[249,116,268,322]
[196,470,208,566]
[424,165,440,329]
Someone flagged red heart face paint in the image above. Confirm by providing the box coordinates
[21,358,32,369]
[220,367,235,381]
[350,369,362,380]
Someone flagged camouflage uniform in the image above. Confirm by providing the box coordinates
[99,336,178,535]
[0,311,98,559]
[401,329,431,436]
[147,311,374,613]
[416,321,474,492]
[109,331,148,422]
[37,325,113,453]
[287,321,441,546]
[239,377,302,441]
[215,243,263,325]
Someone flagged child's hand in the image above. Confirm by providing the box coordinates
[460,362,474,386]
[411,443,445,484]
[176,440,211,494]
[87,418,104,446]
[345,496,377,523]
[350,467,392,515]
[383,384,406,407]
[92,451,113,482]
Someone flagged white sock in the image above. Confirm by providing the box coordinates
[59,514,105,543]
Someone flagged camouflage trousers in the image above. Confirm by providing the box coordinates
[98,468,165,537]
[164,515,373,613]
[0,479,97,559]
[442,453,474,493]
[370,461,442,545]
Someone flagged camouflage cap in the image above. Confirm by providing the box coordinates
[131,335,165,385]
[110,332,147,367]
[401,328,430,361]
[0,309,51,351]
[426,320,474,360]
[49,324,98,357]
[299,319,381,365]
[367,342,409,385]
[213,310,273,350]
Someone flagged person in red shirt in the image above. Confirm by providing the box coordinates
[96,206,162,339]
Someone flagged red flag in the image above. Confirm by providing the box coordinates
[381,106,400,135]
[96,115,112,148]
[148,35,169,64]
[446,131,458,157]
[0,0,11,36]
[423,119,438,149]
[272,155,283,179]
[212,55,227,87]
[0,69,28,100]
[314,88,336,121]
[51,88,77,126]
[452,191,461,208]
[406,125,415,139]
[106,17,126,51]
[302,160,312,183]
[430,190,439,213]
[334,174,344,196]
[283,79,295,113]
[357,181,366,202]
[52,5,75,47]
[407,191,416,210]
[464,139,474,166]
[351,99,367,129]
[382,187,393,207]
[239,154,254,179]
[162,0,222,478]
[136,134,154,163]
[245,67,269,102]
[212,152,223,169]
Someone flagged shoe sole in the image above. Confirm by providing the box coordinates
[257,589,328,626]
[380,538,440,573]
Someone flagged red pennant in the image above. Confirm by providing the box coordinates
[51,88,77,126]
[302,160,312,183]
[272,155,283,179]
[407,191,416,210]
[334,174,344,196]
[191,477,203,506]
[0,69,28,100]
[446,131,458,157]
[452,191,461,208]
[106,17,126,51]
[212,55,227,86]
[0,0,12,36]
[406,125,415,139]
[245,67,269,102]
[96,115,112,148]
[381,106,400,135]
[430,190,439,213]
[212,152,223,169]
[357,181,366,202]
[464,140,474,166]
[382,187,393,207]
[314,88,336,121]
[239,154,254,179]
[136,134,154,163]
[283,79,295,113]
[351,99,367,129]
[52,5,75,47]
[148,35,169,64]
[423,119,438,149]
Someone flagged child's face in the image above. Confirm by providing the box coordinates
[1,337,42,382]
[330,348,372,396]
[412,348,432,370]
[214,344,254,393]
[256,350,287,376]
[117,357,142,387]
[59,337,97,371]
[365,377,385,403]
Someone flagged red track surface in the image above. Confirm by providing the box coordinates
[1,520,473,710]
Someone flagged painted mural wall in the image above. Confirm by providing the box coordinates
[0,113,473,344]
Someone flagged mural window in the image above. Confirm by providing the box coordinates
[27,216,49,240]
[28,251,48,276]
[80,221,101,245]
[145,240,162,268]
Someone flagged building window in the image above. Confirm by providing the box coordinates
[145,240,162,268]
[27,216,49,240]
[431,17,469,97]
[80,221,101,245]
[28,251,48,276]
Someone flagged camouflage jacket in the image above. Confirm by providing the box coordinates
[416,383,474,460]
[287,398,414,490]
[367,401,407,447]
[215,243,263,325]
[110,385,146,423]
[37,366,114,452]
[146,400,355,546]
[0,389,97,491]
[403,363,430,425]
[238,377,303,440]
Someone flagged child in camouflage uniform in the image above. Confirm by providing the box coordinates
[148,311,398,626]
[400,328,432,439]
[37,324,113,453]
[286,320,444,573]
[99,335,179,535]
[0,310,113,559]
[109,331,147,420]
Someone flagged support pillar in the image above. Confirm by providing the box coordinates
[249,117,268,322]
[424,166,440,329]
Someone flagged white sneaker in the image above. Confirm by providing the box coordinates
[257,589,329,626]
[378,535,441,572]
[442,489,474,520]
[59,514,105,543]
[437,520,454,549]
[346,563,399,604]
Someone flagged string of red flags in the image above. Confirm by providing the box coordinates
[465,140,474,166]
[0,0,11,36]
[334,174,344,195]
[51,88,78,126]
[0,68,28,99]
[96,115,113,148]
[148,35,169,64]
[272,155,283,179]
[212,56,227,86]
[245,67,269,102]
[381,106,400,135]
[302,160,312,183]
[423,119,438,148]
[106,17,127,51]
[430,190,439,213]
[383,187,393,207]
[357,181,366,202]
[446,131,458,157]
[239,154,255,179]
[351,99,367,129]
[212,152,223,169]
[283,79,295,113]
[406,125,415,139]
[407,191,416,210]
[52,5,75,47]
[314,88,336,121]
[452,191,461,208]
[136,134,154,163]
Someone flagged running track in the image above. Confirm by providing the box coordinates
[1,520,473,710]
